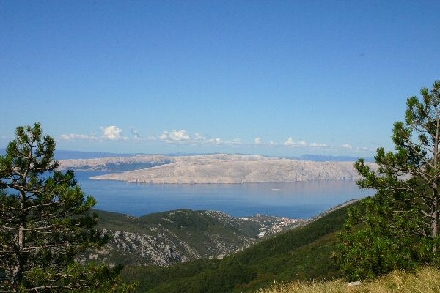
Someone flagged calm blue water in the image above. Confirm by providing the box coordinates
[75,171,372,219]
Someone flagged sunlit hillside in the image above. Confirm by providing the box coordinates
[258,267,440,293]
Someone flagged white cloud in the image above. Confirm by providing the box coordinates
[357,146,370,151]
[193,133,206,141]
[173,130,190,140]
[101,126,122,140]
[60,133,97,141]
[60,126,127,142]
[57,126,377,157]
[159,130,243,146]
[310,142,328,147]
[131,128,141,139]
[284,137,295,145]
[231,138,242,145]
[160,130,191,143]
[210,138,222,144]
[159,131,171,141]
[284,137,307,146]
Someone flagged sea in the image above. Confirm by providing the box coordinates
[75,171,373,219]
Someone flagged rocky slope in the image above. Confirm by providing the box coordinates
[59,154,368,183]
[85,209,304,267]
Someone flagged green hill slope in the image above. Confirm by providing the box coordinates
[121,201,356,293]
[91,209,303,266]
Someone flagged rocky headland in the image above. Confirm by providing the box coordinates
[59,154,370,184]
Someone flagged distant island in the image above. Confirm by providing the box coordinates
[59,154,372,184]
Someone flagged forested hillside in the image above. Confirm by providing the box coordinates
[88,209,303,267]
[119,201,355,292]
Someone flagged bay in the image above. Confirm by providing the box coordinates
[75,171,372,219]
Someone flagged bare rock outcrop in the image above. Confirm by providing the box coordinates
[88,154,367,184]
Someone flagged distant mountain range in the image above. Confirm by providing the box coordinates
[0,148,373,162]
[298,154,374,162]
[0,148,127,159]
[55,150,134,159]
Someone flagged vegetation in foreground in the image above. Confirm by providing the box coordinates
[0,123,135,292]
[336,80,440,280]
[258,266,440,293]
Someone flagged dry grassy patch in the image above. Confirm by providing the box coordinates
[257,267,440,293]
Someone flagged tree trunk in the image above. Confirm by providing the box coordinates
[12,190,26,287]
[432,105,440,252]
[433,189,439,253]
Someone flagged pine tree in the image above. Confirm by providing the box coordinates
[0,123,135,292]
[337,81,440,280]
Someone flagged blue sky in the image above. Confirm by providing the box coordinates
[1,1,439,157]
